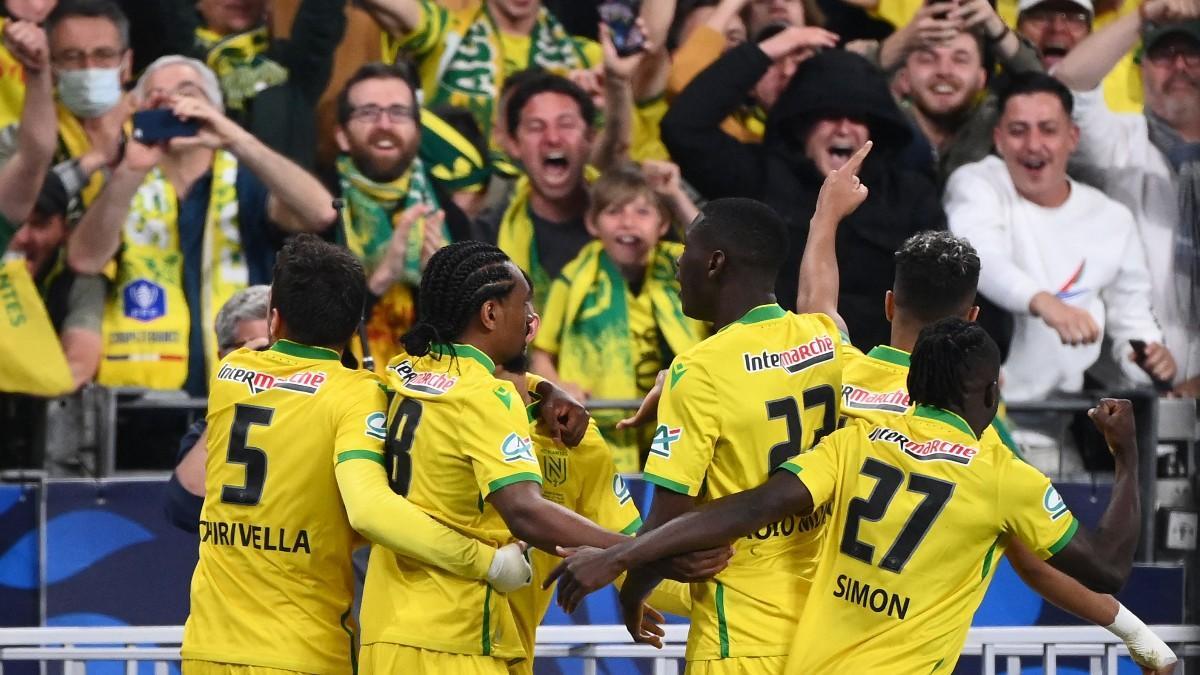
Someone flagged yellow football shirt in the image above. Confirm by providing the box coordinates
[780,408,1078,674]
[361,344,541,660]
[642,304,844,661]
[183,339,388,674]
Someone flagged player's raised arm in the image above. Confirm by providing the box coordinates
[795,141,871,331]
[1006,398,1141,593]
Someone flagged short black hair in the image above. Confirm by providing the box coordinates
[504,71,596,138]
[693,197,790,275]
[908,317,1000,411]
[402,241,517,357]
[996,71,1075,117]
[47,0,130,49]
[270,234,366,349]
[430,104,488,162]
[336,61,421,126]
[893,231,980,322]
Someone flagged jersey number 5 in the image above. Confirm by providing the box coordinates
[385,397,423,496]
[766,384,837,470]
[839,457,955,573]
[221,404,274,506]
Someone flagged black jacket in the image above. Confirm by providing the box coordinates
[663,47,946,351]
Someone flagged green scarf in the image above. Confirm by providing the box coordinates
[430,3,590,136]
[336,154,443,287]
[195,26,288,114]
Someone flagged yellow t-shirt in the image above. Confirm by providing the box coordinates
[642,304,844,661]
[1094,0,1144,113]
[361,344,540,660]
[0,20,24,130]
[781,409,1078,674]
[182,340,389,675]
[873,0,1019,33]
[631,97,671,163]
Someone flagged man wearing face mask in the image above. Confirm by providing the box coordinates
[0,0,129,210]
[664,48,945,351]
[65,55,337,395]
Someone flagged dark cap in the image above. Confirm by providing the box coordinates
[33,172,69,219]
[1142,19,1200,52]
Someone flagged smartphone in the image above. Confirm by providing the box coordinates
[599,0,646,58]
[1130,339,1172,392]
[132,108,199,143]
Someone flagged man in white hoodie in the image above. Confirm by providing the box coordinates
[946,72,1176,403]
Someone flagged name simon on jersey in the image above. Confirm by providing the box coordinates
[216,364,326,396]
[390,359,458,395]
[833,574,911,620]
[199,520,311,554]
[868,427,978,465]
[842,385,910,414]
[743,335,835,375]
[746,502,831,541]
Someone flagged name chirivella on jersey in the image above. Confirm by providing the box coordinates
[742,335,835,374]
[199,520,311,554]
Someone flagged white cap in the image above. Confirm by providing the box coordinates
[1017,0,1093,15]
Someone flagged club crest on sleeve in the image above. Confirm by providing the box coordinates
[1043,485,1069,520]
[365,412,387,441]
[501,432,536,463]
[650,424,681,459]
[613,475,632,505]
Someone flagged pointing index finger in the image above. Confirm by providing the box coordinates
[845,141,873,177]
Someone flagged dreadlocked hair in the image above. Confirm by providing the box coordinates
[401,241,517,358]
[908,317,999,411]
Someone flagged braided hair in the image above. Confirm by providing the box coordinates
[908,317,1000,411]
[401,241,517,358]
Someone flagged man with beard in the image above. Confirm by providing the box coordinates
[880,1,1043,185]
[1015,0,1144,112]
[1053,6,1200,396]
[663,48,944,351]
[331,61,474,371]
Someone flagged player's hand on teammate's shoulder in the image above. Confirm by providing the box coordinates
[812,141,872,227]
[486,541,532,593]
[537,381,590,447]
[1087,398,1137,459]
[616,369,665,430]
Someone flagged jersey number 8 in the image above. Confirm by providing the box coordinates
[385,397,423,496]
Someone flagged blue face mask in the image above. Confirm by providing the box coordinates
[56,67,122,118]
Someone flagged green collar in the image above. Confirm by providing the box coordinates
[270,339,340,361]
[721,304,786,332]
[868,345,911,367]
[431,342,497,373]
[913,404,978,440]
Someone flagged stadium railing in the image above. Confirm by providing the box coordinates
[0,625,1198,675]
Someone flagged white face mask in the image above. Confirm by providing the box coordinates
[56,67,123,118]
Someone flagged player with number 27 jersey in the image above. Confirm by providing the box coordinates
[642,304,844,662]
[779,407,1078,673]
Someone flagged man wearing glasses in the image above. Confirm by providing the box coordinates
[0,0,130,209]
[329,61,473,371]
[65,54,337,396]
[1053,6,1200,398]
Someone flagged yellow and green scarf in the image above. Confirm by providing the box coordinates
[195,26,288,114]
[0,258,75,397]
[538,240,706,468]
[98,149,245,390]
[425,3,590,136]
[496,167,599,309]
[337,155,446,371]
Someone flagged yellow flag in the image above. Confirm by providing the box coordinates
[0,258,75,396]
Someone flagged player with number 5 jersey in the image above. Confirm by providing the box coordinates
[182,236,533,675]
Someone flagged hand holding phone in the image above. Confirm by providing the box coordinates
[132,108,199,144]
[1130,339,1174,393]
[599,0,646,57]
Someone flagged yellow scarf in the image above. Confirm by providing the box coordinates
[55,104,110,206]
[496,167,599,309]
[195,26,288,114]
[0,257,74,396]
[0,19,24,130]
[537,240,706,467]
[98,150,245,389]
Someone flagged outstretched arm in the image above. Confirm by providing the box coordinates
[356,0,424,36]
[489,481,628,553]
[0,21,55,226]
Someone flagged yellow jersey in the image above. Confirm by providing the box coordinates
[780,408,1078,674]
[642,304,844,661]
[362,344,540,660]
[183,339,388,674]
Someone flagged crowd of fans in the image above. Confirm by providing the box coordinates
[1,0,1197,472]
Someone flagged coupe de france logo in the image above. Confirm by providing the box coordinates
[501,432,536,464]
[124,279,166,322]
[1043,485,1069,520]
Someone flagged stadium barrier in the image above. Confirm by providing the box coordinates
[0,625,1198,675]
